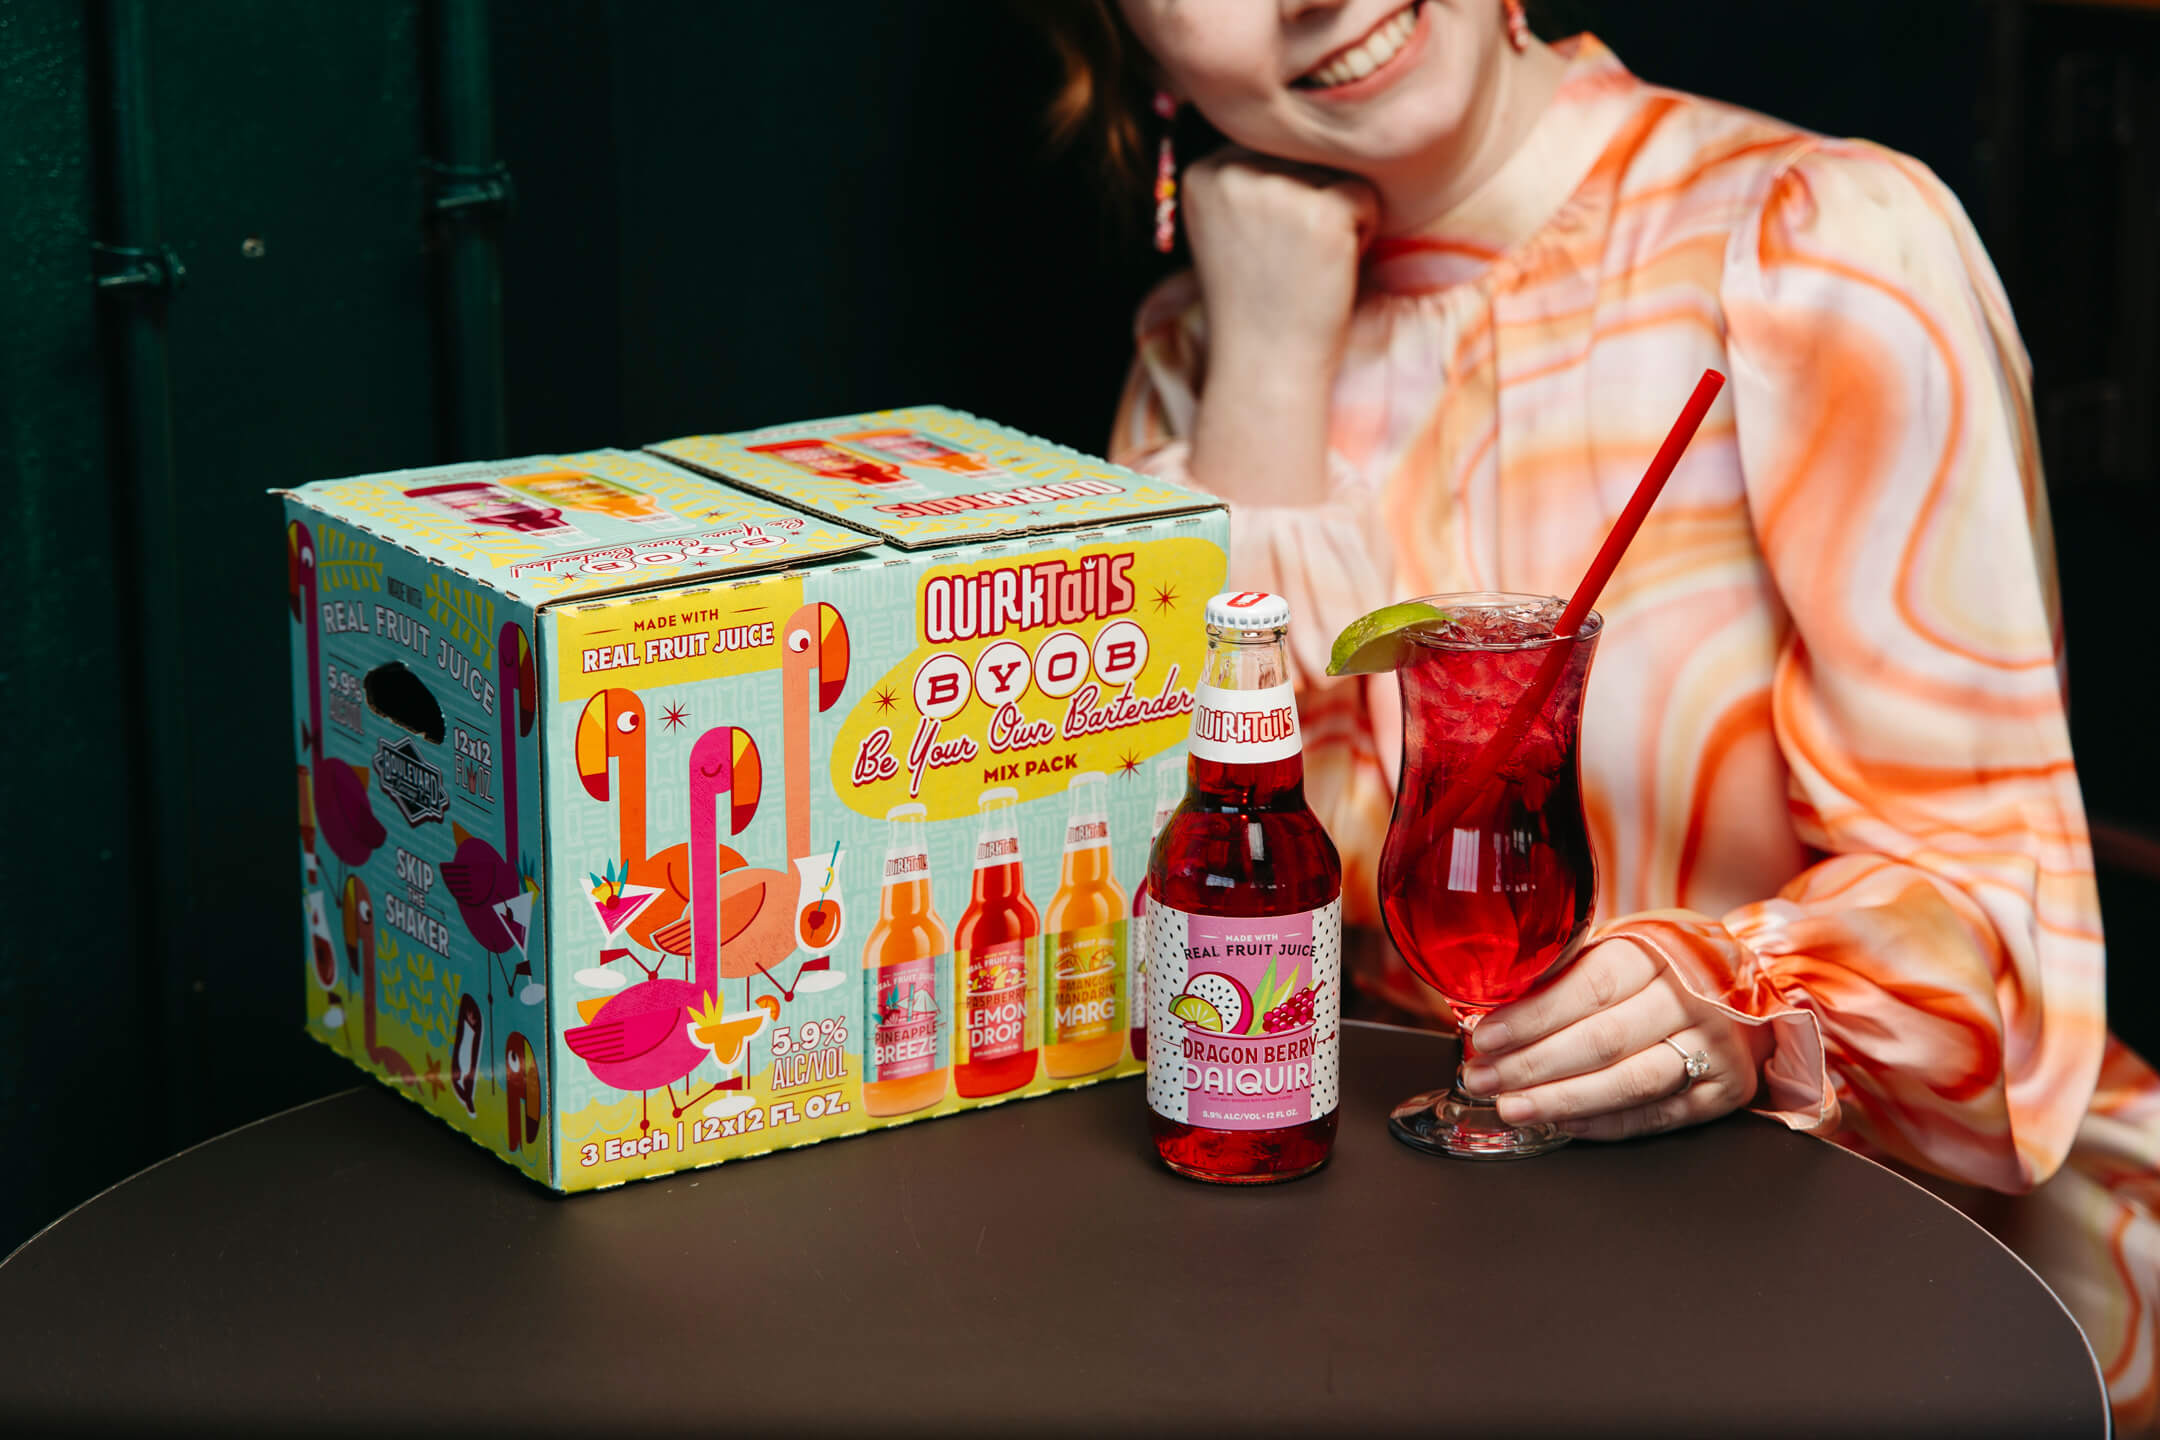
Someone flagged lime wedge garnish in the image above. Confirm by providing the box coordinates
[1169,994,1223,1032]
[1326,601,1450,676]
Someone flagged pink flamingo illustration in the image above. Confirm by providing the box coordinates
[442,620,539,1089]
[344,876,416,1086]
[564,725,764,1131]
[647,602,850,993]
[288,521,386,869]
[576,688,763,980]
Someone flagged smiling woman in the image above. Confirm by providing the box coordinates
[1031,0,1558,229]
[1024,0,2160,1431]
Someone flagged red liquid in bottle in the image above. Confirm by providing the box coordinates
[1147,594,1342,1184]
[955,788,1040,1098]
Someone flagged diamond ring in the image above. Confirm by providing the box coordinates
[1663,1035,1710,1089]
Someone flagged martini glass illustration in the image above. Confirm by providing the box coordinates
[574,859,664,992]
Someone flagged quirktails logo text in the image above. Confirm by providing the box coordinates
[922,554,1136,643]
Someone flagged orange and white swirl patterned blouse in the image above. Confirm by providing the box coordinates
[1113,34,2160,1432]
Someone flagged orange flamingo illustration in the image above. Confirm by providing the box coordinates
[443,619,539,1089]
[647,602,851,992]
[574,690,699,980]
[343,876,415,1087]
[288,521,386,869]
[565,726,767,1131]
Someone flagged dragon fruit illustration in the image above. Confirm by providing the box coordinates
[1168,971,1250,1034]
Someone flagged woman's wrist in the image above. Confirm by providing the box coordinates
[1190,331,1340,507]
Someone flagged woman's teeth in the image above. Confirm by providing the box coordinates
[1298,4,1419,89]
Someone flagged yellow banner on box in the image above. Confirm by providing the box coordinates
[828,535,1224,820]
[552,576,802,704]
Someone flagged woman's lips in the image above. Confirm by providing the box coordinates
[1293,2,1423,92]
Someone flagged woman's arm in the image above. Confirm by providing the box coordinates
[1110,152,1407,932]
[1178,147,1375,510]
[1111,152,1400,690]
[1481,144,2103,1191]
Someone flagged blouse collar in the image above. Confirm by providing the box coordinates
[1363,34,1642,297]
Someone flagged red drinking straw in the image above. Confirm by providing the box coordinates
[1426,368,1728,830]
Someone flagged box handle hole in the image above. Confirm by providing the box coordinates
[365,663,445,744]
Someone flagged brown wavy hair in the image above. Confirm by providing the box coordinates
[1021,0,1171,206]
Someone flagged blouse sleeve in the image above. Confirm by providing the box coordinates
[1599,143,2105,1192]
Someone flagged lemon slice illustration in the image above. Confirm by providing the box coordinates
[1169,993,1224,1032]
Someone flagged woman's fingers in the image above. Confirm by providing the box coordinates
[1491,1028,1697,1127]
[1461,980,1689,1095]
[1470,938,1662,1057]
[1492,1019,1759,1132]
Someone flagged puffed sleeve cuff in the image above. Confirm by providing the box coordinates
[1593,910,1839,1134]
[1120,440,1390,689]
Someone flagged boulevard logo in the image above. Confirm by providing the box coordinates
[375,736,450,827]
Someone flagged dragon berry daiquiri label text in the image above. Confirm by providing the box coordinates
[1147,903,1342,1130]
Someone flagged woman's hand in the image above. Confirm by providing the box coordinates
[1182,147,1377,508]
[1460,938,1775,1140]
[1182,146,1377,368]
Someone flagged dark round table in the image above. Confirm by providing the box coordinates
[0,1021,2107,1437]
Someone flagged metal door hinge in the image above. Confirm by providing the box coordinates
[91,241,185,296]
[424,159,515,221]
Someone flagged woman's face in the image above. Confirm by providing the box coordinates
[1118,0,1507,174]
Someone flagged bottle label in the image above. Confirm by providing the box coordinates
[1063,818,1110,854]
[975,833,1021,869]
[961,937,1034,1064]
[1048,921,1125,1045]
[1147,900,1342,1130]
[1188,684,1300,765]
[864,952,949,1082]
[884,847,931,881]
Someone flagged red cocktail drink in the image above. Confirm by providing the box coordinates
[1379,593,1601,1158]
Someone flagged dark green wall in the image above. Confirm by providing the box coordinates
[5,0,2154,1254]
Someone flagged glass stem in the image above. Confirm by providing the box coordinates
[1453,1052,1494,1105]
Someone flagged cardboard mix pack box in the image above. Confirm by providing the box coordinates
[280,408,1228,1190]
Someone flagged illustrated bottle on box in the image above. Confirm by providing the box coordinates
[861,802,951,1117]
[1147,592,1343,1184]
[954,787,1040,1099]
[1043,772,1127,1079]
[1129,757,1183,1064]
[836,428,1008,480]
[403,479,573,534]
[503,469,671,525]
[747,438,929,498]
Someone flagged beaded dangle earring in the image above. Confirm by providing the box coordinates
[1502,0,1530,52]
[1152,90,1180,253]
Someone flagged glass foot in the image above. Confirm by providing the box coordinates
[1388,1086,1571,1160]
